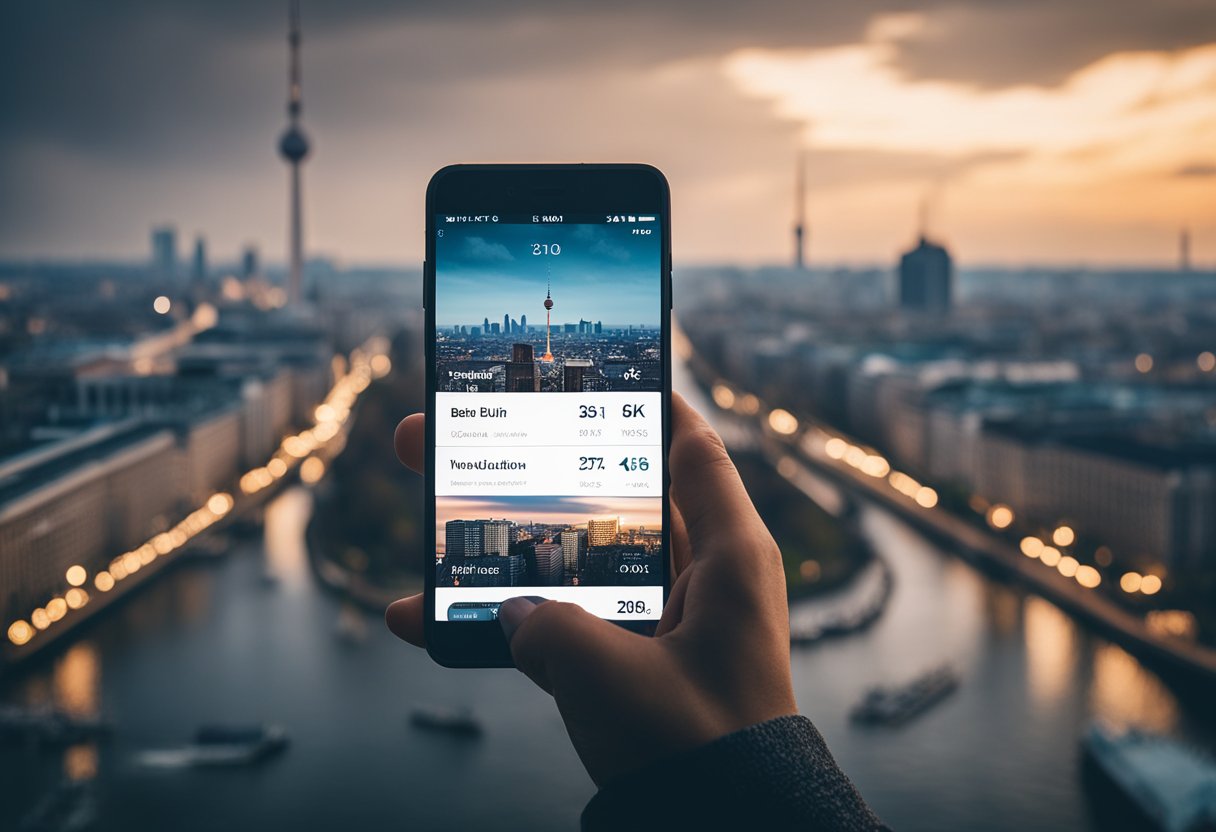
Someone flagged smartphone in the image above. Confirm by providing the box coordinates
[423,164,672,667]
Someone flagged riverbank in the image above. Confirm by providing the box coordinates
[799,438,1216,688]
[5,356,1216,831]
[682,346,1216,690]
[1,338,388,669]
[308,333,426,599]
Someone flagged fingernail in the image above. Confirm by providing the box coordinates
[498,597,542,643]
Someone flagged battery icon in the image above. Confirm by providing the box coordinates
[628,215,636,222]
[638,215,656,222]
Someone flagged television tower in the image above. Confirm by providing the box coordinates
[793,152,807,270]
[1180,226,1192,273]
[542,268,555,363]
[278,0,311,307]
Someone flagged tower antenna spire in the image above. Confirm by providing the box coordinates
[793,151,807,270]
[542,265,555,363]
[288,0,301,117]
[279,0,311,308]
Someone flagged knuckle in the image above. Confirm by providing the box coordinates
[684,422,730,461]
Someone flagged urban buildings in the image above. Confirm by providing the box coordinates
[532,543,564,585]
[680,261,1216,586]
[483,519,511,557]
[150,226,177,281]
[587,518,620,547]
[506,343,539,392]
[436,324,659,393]
[241,246,260,281]
[438,514,659,588]
[0,295,333,633]
[191,236,208,286]
[560,527,587,575]
[898,236,953,313]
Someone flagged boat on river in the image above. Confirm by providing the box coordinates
[1082,721,1216,832]
[410,706,482,737]
[850,664,958,726]
[137,724,289,768]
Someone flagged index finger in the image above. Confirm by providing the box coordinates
[668,393,765,559]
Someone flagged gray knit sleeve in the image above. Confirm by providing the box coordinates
[582,715,888,831]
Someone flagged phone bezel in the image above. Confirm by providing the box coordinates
[423,163,673,668]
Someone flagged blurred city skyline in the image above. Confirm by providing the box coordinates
[3,0,1214,267]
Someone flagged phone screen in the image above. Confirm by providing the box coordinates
[432,212,665,626]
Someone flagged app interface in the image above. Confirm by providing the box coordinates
[433,213,664,623]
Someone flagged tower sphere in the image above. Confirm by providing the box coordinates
[544,296,553,310]
[279,126,310,162]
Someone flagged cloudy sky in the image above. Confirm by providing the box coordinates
[2,1,1214,267]
[436,222,661,327]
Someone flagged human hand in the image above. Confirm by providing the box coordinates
[386,393,797,786]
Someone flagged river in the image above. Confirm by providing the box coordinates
[2,366,1213,831]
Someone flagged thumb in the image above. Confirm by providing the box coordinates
[499,597,637,693]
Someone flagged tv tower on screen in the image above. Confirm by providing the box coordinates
[542,268,555,363]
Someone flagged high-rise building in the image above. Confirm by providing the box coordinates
[507,343,539,392]
[463,522,484,557]
[278,0,311,308]
[1180,227,1192,273]
[240,246,260,281]
[588,517,619,547]
[520,314,527,332]
[532,543,564,586]
[560,528,587,577]
[490,322,501,335]
[151,226,177,281]
[563,359,592,392]
[503,313,510,335]
[898,236,953,313]
[445,520,469,557]
[191,236,207,285]
[483,519,511,556]
[500,553,526,586]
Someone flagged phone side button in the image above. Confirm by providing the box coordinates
[422,260,427,308]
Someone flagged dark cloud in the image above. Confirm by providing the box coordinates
[5,0,1211,163]
[886,0,1216,88]
[1,1,1211,260]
